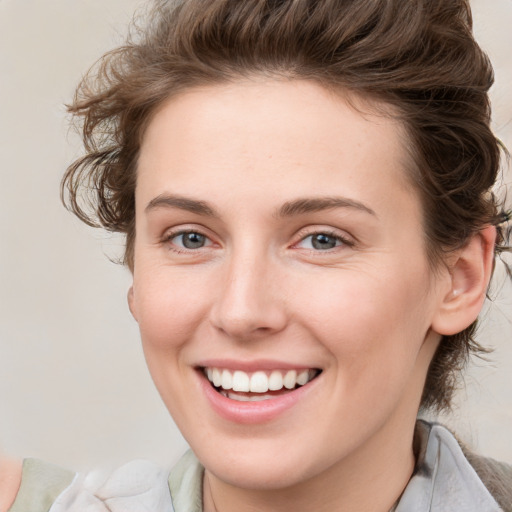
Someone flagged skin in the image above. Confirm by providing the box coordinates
[0,458,22,512]
[128,79,495,512]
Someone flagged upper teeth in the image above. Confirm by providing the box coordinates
[205,368,316,393]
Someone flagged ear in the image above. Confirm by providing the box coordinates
[127,285,138,322]
[431,225,496,336]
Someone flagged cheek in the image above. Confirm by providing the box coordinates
[295,263,433,373]
[132,265,212,351]
[132,266,214,422]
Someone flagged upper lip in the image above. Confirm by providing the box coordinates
[196,359,321,372]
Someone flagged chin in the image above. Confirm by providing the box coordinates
[203,449,319,491]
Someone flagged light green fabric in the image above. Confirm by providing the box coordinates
[8,458,75,512]
[168,449,203,512]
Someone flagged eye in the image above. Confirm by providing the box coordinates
[296,232,351,251]
[168,230,212,250]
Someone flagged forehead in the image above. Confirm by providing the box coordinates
[137,79,416,214]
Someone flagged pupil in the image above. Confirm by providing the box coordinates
[183,232,205,249]
[312,234,336,250]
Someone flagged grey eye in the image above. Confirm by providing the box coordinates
[310,233,339,250]
[296,232,344,251]
[174,232,208,249]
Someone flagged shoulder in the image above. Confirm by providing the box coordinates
[6,458,74,512]
[49,459,174,512]
[0,457,22,512]
[5,457,180,512]
[462,446,512,512]
[48,452,203,512]
[402,420,512,512]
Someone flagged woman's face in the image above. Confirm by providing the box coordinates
[130,80,449,489]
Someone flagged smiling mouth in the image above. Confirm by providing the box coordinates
[202,367,321,402]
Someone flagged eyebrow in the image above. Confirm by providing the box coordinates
[145,193,376,218]
[278,197,376,218]
[145,194,218,217]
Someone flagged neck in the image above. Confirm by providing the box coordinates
[203,414,417,512]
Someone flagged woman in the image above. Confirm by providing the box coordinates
[3,0,512,510]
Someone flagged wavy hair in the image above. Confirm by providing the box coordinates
[62,0,510,412]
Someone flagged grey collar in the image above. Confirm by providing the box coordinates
[395,420,502,511]
[168,421,502,512]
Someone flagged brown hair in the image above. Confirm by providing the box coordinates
[62,0,510,412]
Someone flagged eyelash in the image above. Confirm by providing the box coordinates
[293,229,355,252]
[162,228,354,255]
[162,229,214,254]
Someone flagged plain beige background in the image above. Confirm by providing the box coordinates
[0,0,511,471]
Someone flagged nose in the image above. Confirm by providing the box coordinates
[209,248,288,340]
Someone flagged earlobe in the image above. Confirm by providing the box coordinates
[127,286,138,322]
[431,225,496,336]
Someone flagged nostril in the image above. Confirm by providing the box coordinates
[210,304,288,340]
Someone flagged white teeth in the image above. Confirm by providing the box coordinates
[220,390,275,402]
[212,368,222,387]
[268,370,283,391]
[296,370,309,386]
[283,370,297,389]
[205,367,319,396]
[249,371,268,393]
[221,369,233,390]
[232,370,250,392]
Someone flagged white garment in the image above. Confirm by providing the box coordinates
[48,459,175,512]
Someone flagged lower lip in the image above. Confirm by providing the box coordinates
[198,371,317,424]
